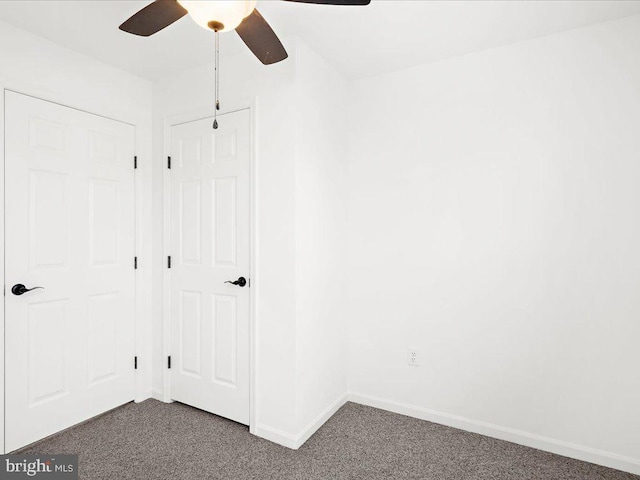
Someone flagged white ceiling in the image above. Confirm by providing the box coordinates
[0,0,639,81]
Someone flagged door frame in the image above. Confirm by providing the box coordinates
[161,98,258,433]
[0,86,150,453]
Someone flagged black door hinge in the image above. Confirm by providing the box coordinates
[168,156,171,169]
[134,257,138,269]
[134,156,138,169]
[134,356,138,370]
[168,356,172,369]
[167,256,172,269]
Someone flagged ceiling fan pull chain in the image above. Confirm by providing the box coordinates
[213,31,220,129]
[216,29,221,113]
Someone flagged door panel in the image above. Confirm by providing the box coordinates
[213,294,238,385]
[28,300,68,406]
[5,92,136,451]
[170,110,250,425]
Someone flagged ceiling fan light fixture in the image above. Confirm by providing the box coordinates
[177,0,257,32]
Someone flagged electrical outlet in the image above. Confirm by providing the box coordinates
[407,348,419,367]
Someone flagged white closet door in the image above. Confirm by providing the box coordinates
[5,92,136,451]
[170,110,251,425]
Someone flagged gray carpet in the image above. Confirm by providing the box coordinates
[17,399,638,480]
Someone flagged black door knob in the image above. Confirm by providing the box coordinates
[12,284,44,296]
[225,277,247,287]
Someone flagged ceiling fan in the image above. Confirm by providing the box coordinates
[119,0,371,65]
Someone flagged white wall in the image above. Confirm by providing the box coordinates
[294,42,349,439]
[0,19,154,452]
[347,15,640,474]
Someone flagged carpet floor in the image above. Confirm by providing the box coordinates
[17,399,638,480]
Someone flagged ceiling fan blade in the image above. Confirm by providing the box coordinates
[236,10,288,65]
[282,0,371,5]
[119,0,187,37]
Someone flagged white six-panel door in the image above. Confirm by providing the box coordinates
[5,92,136,451]
[170,110,250,425]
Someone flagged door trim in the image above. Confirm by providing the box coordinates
[0,87,149,453]
[1,87,6,455]
[161,99,258,433]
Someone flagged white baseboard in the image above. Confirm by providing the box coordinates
[253,424,299,449]
[296,393,348,448]
[254,393,348,450]
[135,389,153,403]
[151,389,165,402]
[348,392,640,476]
